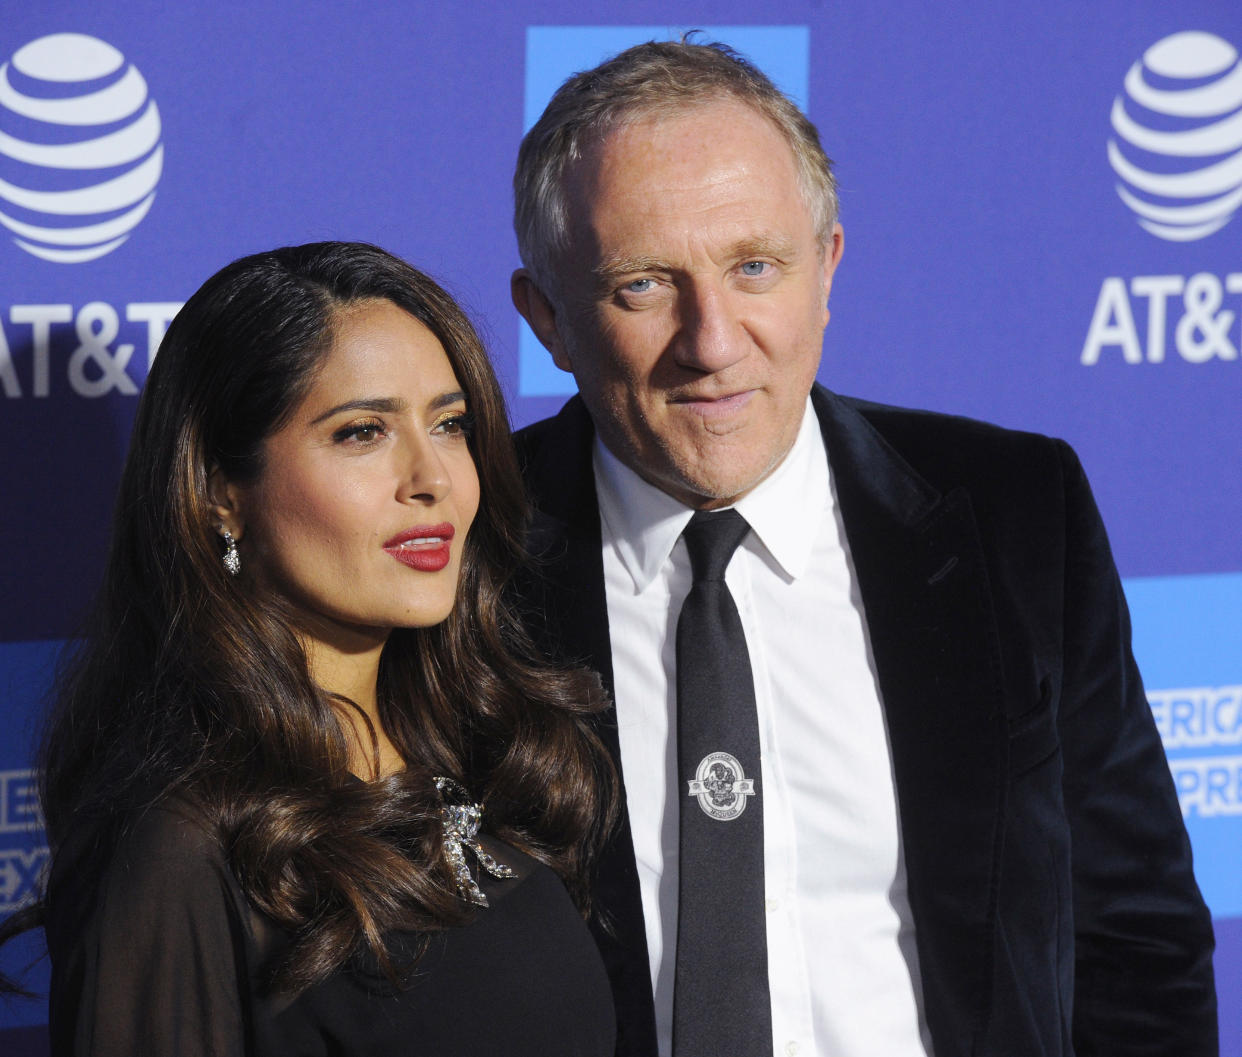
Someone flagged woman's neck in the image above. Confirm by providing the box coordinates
[301,634,404,780]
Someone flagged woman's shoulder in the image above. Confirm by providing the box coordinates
[47,795,246,947]
[45,798,260,1056]
[115,797,226,868]
[57,796,225,881]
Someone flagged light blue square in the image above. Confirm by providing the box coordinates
[1124,573,1242,690]
[1124,572,1242,918]
[518,25,811,397]
[519,323,576,396]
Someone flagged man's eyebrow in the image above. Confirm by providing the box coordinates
[592,255,671,284]
[728,234,799,260]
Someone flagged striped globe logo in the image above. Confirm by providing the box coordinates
[0,33,162,263]
[1109,31,1242,242]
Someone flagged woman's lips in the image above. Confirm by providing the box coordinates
[383,522,455,572]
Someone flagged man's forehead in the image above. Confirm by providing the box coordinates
[579,96,780,164]
[565,97,797,209]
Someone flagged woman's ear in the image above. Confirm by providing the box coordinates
[208,465,245,540]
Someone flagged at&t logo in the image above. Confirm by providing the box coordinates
[1108,31,1242,242]
[0,32,163,263]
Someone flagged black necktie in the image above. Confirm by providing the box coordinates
[673,509,772,1056]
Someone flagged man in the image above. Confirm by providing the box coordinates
[508,40,1216,1057]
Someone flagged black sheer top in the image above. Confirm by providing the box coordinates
[44,802,615,1056]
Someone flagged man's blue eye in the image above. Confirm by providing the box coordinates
[626,279,654,293]
[741,261,767,276]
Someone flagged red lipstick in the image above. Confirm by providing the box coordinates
[383,522,455,572]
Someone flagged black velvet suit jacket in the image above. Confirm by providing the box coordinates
[512,385,1217,1057]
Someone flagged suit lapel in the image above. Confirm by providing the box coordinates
[516,397,659,1057]
[813,386,1007,1050]
[520,397,615,703]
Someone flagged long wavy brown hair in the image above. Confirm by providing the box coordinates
[3,242,614,995]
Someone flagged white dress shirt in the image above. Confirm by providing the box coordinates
[595,399,935,1057]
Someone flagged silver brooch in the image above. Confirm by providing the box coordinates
[687,751,757,821]
[434,776,515,906]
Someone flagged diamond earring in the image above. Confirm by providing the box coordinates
[220,529,240,576]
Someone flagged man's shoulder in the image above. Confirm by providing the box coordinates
[513,388,1079,502]
[821,387,1073,483]
[514,396,593,459]
[513,397,598,513]
[830,388,1058,450]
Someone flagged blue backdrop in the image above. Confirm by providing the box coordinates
[2,3,1240,1051]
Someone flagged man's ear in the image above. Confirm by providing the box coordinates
[511,269,574,373]
[208,465,245,540]
[820,222,845,326]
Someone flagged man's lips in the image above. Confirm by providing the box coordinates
[383,522,455,572]
[669,389,756,417]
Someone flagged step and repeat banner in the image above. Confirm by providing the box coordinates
[1,2,1240,1051]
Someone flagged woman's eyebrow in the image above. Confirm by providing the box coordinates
[308,397,406,425]
[429,389,468,411]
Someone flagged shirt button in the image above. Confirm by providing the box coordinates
[785,1042,800,1057]
[766,897,780,912]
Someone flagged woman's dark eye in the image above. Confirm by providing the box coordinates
[433,412,475,438]
[333,420,385,444]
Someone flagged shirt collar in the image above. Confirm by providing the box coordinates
[593,398,831,592]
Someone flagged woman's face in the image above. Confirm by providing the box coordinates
[221,299,480,651]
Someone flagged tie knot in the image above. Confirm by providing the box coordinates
[682,509,749,582]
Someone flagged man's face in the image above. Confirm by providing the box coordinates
[519,97,843,509]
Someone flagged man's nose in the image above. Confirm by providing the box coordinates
[672,282,748,373]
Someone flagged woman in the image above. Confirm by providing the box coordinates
[3,242,616,1054]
